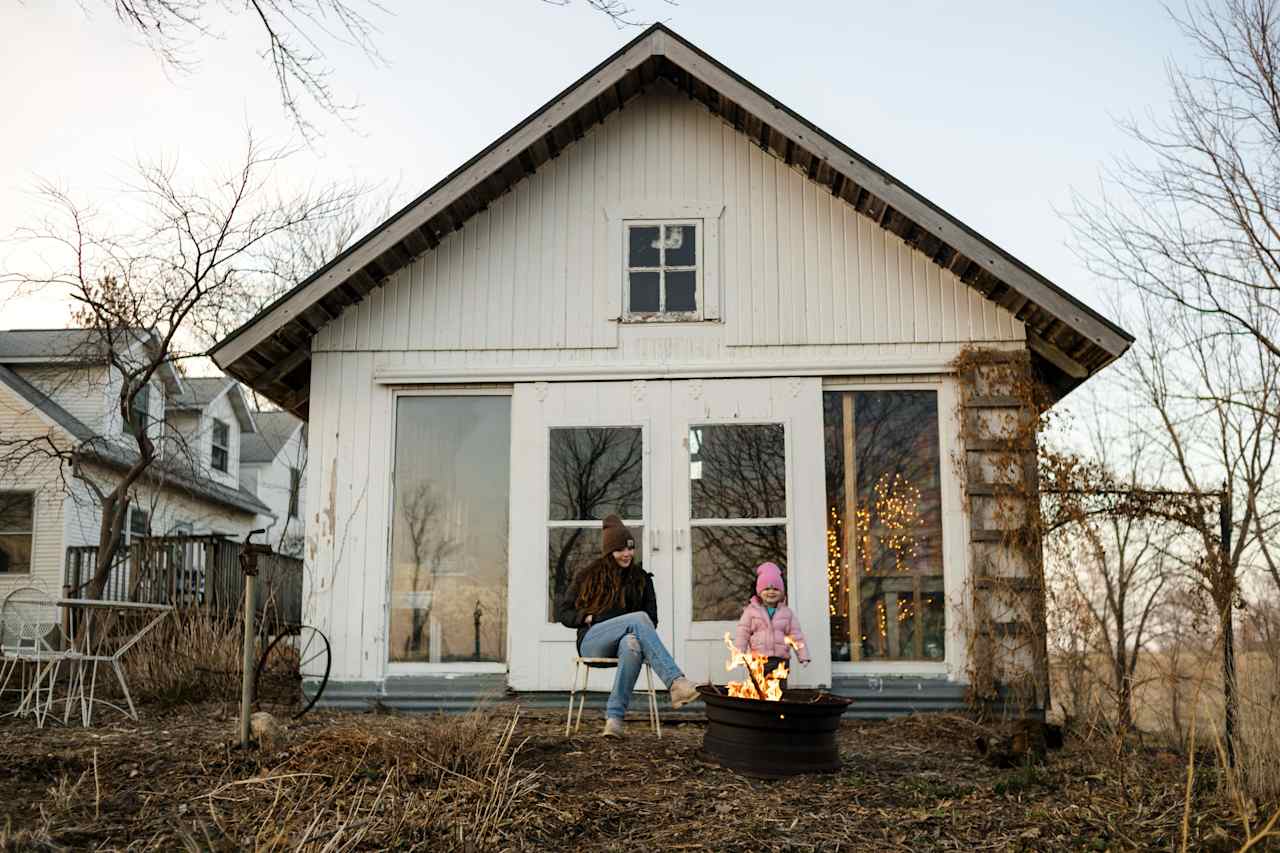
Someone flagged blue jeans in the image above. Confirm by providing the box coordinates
[579,612,684,720]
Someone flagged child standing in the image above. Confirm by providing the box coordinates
[734,562,810,687]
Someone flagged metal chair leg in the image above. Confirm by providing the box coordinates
[645,664,661,738]
[565,659,579,737]
[574,665,589,733]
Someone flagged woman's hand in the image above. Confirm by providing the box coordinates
[585,614,593,625]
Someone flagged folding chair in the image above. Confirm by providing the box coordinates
[565,656,661,738]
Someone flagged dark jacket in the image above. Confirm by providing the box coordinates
[557,558,658,653]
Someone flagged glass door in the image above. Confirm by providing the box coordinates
[668,378,825,686]
[507,381,672,691]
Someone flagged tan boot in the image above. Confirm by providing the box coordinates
[669,677,700,709]
[602,717,624,738]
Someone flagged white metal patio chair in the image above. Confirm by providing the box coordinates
[1,586,68,727]
[565,656,661,738]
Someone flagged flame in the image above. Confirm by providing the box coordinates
[722,633,788,701]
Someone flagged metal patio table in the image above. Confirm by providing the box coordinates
[55,599,173,726]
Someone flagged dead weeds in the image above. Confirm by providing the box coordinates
[0,705,1271,852]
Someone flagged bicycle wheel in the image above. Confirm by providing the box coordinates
[254,625,331,719]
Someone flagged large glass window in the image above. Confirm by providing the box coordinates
[824,391,945,662]
[389,396,511,664]
[0,492,34,574]
[689,423,787,621]
[547,427,643,620]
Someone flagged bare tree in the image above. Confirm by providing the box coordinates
[398,481,458,657]
[85,1,681,137]
[0,138,360,599]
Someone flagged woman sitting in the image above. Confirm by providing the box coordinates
[557,514,700,737]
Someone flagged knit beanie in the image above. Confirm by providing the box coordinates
[601,514,635,557]
[755,561,785,595]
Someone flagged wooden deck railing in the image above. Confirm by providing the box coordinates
[64,536,303,628]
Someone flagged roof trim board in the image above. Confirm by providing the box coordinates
[210,24,1132,408]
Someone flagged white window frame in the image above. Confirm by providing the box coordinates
[623,219,704,321]
[127,382,150,435]
[822,379,966,679]
[605,201,724,324]
[211,418,230,473]
[384,387,515,676]
[0,491,35,575]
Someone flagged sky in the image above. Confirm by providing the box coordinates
[0,0,1193,335]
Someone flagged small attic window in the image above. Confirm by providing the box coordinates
[624,221,701,320]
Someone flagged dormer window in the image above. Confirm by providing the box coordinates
[211,419,230,472]
[625,221,701,320]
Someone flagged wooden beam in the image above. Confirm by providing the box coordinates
[1027,331,1088,380]
[251,345,310,388]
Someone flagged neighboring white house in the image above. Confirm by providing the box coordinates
[0,329,271,600]
[239,411,306,557]
[211,26,1132,713]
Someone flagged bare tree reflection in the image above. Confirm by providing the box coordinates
[399,481,459,658]
[822,391,945,662]
[547,428,643,612]
[688,424,787,620]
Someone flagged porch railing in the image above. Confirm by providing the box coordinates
[64,535,303,628]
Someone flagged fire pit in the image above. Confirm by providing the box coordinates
[698,634,854,778]
[698,686,853,778]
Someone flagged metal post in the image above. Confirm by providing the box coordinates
[474,600,482,661]
[1220,486,1236,768]
[240,572,255,748]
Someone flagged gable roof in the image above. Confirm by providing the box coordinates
[170,376,257,433]
[211,24,1132,412]
[0,328,185,392]
[0,363,95,441]
[0,365,268,516]
[239,410,304,464]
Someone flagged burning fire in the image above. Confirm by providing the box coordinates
[722,633,788,701]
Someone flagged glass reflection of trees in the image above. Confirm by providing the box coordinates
[689,424,787,621]
[546,427,643,620]
[823,391,944,662]
[388,396,510,664]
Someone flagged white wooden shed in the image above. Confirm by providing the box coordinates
[211,25,1131,715]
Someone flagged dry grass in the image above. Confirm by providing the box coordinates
[2,702,1274,852]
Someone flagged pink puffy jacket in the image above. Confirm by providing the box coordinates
[734,597,810,662]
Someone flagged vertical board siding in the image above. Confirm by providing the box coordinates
[314,82,1022,357]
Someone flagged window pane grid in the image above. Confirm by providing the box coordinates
[625,221,699,317]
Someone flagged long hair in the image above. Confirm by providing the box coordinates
[574,555,639,615]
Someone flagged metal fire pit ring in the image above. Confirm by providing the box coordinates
[698,684,854,778]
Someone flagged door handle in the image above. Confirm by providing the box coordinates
[675,529,685,551]
[652,529,661,552]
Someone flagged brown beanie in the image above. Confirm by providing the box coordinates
[601,514,635,557]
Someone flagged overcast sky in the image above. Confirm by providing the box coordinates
[0,0,1192,333]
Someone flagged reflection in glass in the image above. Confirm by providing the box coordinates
[664,224,696,266]
[690,424,786,520]
[389,396,510,664]
[547,526,644,621]
[549,428,643,521]
[824,391,944,662]
[628,225,660,267]
[691,525,786,621]
[629,271,660,313]
[665,270,697,312]
[547,426,644,621]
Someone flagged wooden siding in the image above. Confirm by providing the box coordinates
[315,83,1022,358]
[0,382,67,603]
[304,351,392,682]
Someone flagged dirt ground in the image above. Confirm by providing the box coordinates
[0,701,1267,852]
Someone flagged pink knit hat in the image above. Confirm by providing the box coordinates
[755,562,785,595]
